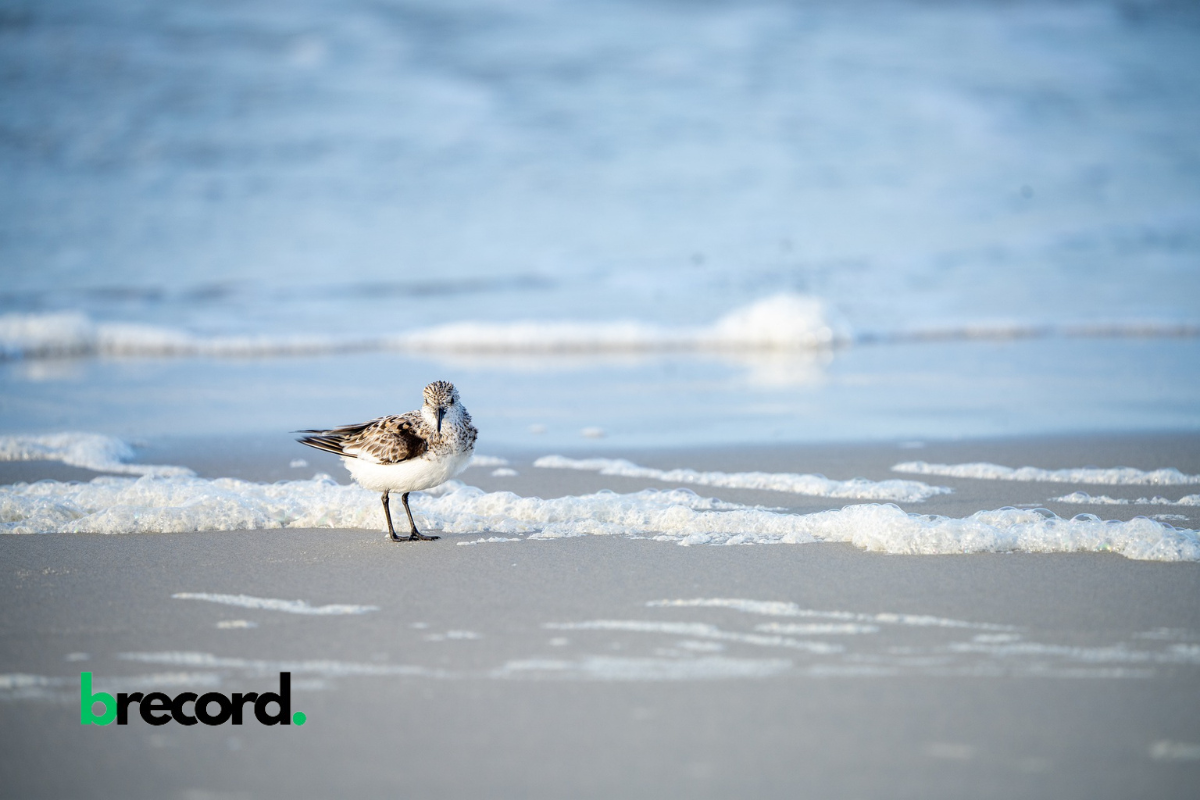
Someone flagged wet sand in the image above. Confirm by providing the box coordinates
[1,433,1199,798]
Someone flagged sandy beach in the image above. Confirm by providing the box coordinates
[4,3,1200,794]
[2,433,1199,798]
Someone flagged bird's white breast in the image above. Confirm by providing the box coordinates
[342,447,474,494]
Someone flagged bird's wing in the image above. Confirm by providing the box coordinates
[297,413,429,464]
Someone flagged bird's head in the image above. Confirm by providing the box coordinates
[422,380,461,434]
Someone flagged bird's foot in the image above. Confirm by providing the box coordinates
[408,531,440,541]
[388,532,406,542]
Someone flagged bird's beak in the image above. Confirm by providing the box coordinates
[436,406,445,434]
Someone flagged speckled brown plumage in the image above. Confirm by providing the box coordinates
[297,413,429,465]
[295,380,477,542]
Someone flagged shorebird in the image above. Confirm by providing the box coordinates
[297,380,477,542]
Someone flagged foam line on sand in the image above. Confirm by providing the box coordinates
[534,455,950,502]
[894,461,1200,486]
[3,476,1197,561]
[172,593,378,615]
[0,432,193,478]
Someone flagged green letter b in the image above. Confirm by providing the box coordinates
[80,672,116,726]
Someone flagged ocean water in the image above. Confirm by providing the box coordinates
[1,0,1199,445]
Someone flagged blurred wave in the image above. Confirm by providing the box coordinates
[3,292,1195,362]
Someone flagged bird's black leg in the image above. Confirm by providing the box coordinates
[402,492,439,541]
[381,491,402,542]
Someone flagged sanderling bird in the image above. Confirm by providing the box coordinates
[297,380,477,542]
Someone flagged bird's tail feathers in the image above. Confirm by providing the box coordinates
[296,430,355,457]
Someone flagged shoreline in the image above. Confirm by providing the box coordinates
[2,430,1199,797]
[3,429,1198,533]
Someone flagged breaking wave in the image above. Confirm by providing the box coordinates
[0,294,847,359]
[3,294,1195,362]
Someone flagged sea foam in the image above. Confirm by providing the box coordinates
[542,620,843,654]
[1051,492,1200,506]
[466,455,510,468]
[0,432,193,478]
[172,593,378,615]
[2,474,1196,561]
[534,455,949,502]
[646,599,1016,630]
[893,461,1200,486]
[492,656,794,681]
[119,651,446,679]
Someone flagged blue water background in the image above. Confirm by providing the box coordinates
[1,0,1198,447]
